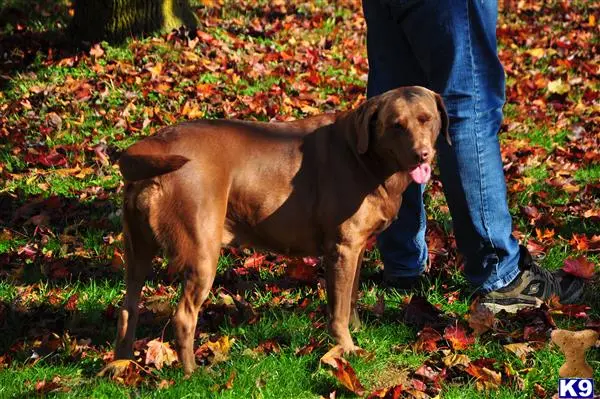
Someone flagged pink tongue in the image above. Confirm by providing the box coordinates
[409,163,432,184]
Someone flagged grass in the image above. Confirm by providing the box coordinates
[0,0,598,397]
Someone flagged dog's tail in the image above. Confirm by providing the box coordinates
[118,140,190,181]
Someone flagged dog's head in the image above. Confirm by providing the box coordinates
[352,86,450,184]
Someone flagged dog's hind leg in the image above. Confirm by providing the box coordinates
[115,219,157,360]
[171,211,222,376]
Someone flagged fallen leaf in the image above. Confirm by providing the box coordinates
[195,336,234,365]
[465,362,501,391]
[403,296,444,328]
[466,300,496,336]
[562,256,595,279]
[533,383,547,398]
[97,359,143,386]
[414,327,443,352]
[442,353,471,368]
[296,337,324,356]
[547,79,570,95]
[444,324,475,351]
[503,343,534,362]
[321,345,366,396]
[286,257,319,282]
[145,339,178,370]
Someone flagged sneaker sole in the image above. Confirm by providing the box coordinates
[480,297,544,314]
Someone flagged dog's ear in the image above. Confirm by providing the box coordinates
[356,99,379,154]
[435,93,451,146]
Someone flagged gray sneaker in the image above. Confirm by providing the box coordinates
[480,246,585,314]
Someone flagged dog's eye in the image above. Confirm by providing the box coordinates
[392,122,402,129]
[418,114,432,124]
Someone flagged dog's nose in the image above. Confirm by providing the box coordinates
[419,150,429,162]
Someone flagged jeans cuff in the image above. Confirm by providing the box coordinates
[478,262,520,293]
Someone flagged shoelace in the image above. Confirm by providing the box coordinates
[527,261,560,296]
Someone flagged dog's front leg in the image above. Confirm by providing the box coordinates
[325,244,362,353]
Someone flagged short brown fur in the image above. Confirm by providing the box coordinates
[115,86,449,375]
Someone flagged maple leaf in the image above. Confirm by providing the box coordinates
[320,345,366,396]
[444,324,475,351]
[562,256,595,279]
[145,339,178,370]
[466,299,497,336]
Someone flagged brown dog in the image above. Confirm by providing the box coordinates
[115,86,450,375]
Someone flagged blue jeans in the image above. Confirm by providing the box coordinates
[363,0,520,292]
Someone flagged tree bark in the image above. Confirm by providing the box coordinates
[71,0,198,42]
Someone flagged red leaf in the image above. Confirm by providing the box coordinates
[243,253,267,269]
[444,324,475,351]
[24,150,67,167]
[562,256,595,279]
[64,294,79,312]
[286,257,319,282]
[414,327,443,352]
[295,337,324,356]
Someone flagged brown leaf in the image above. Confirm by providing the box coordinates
[372,293,385,317]
[466,300,496,336]
[145,339,178,370]
[35,376,69,394]
[442,353,471,368]
[414,327,443,352]
[97,359,143,386]
[367,385,403,399]
[533,383,547,398]
[465,362,501,391]
[403,296,444,328]
[503,343,535,362]
[321,345,366,396]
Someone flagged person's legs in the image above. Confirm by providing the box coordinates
[364,0,520,291]
[362,0,584,309]
[363,0,429,281]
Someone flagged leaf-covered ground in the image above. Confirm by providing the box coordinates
[0,0,598,397]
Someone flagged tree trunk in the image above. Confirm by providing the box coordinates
[71,0,198,42]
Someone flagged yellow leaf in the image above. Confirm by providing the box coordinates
[97,359,135,378]
[547,79,570,95]
[527,48,545,58]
